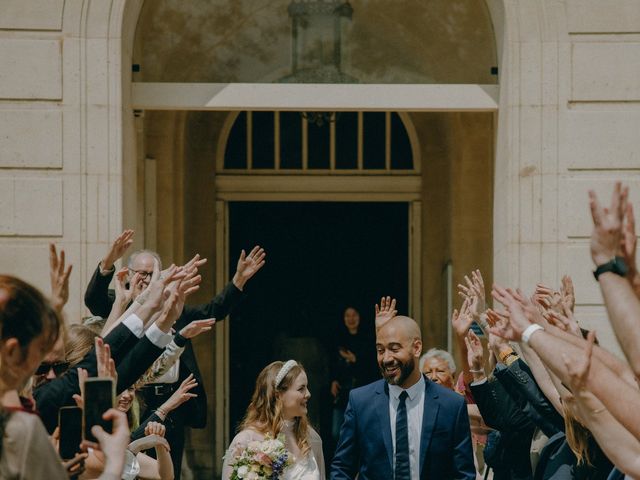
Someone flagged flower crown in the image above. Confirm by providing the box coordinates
[275,360,298,387]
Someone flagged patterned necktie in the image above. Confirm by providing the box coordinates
[395,390,410,480]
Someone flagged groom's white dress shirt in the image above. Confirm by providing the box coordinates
[389,375,425,480]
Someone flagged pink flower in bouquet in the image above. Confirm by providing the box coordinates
[255,451,273,467]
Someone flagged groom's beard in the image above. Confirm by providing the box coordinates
[379,357,415,386]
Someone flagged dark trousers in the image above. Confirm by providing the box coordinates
[141,385,187,480]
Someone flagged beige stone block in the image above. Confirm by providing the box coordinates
[86,0,114,39]
[86,105,110,175]
[0,39,62,100]
[62,175,82,243]
[519,42,542,106]
[558,242,602,304]
[0,179,14,235]
[14,177,63,236]
[559,174,640,238]
[86,39,110,105]
[62,105,82,174]
[540,105,559,175]
[517,243,542,292]
[61,0,85,38]
[62,38,82,104]
[0,109,63,169]
[0,0,64,30]
[0,242,51,290]
[561,110,640,170]
[571,42,640,101]
[574,306,625,361]
[567,0,640,33]
[516,2,542,42]
[541,42,559,106]
[541,173,559,242]
[85,175,111,244]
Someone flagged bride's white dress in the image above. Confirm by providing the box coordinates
[222,423,325,480]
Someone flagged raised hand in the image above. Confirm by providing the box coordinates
[85,409,130,477]
[621,203,640,297]
[232,246,266,290]
[73,367,89,408]
[488,285,534,342]
[589,182,627,266]
[375,296,397,330]
[458,270,486,319]
[534,283,563,314]
[451,298,473,338]
[183,253,207,272]
[101,229,134,272]
[563,330,596,393]
[545,306,582,338]
[49,243,73,313]
[95,337,117,381]
[464,330,484,371]
[180,318,215,339]
[161,374,198,413]
[560,275,576,312]
[114,267,140,306]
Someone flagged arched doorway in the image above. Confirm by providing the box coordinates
[129,1,500,476]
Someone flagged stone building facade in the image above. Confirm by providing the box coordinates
[1,0,639,476]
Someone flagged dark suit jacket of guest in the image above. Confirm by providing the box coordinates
[35,321,163,433]
[470,377,535,480]
[83,264,244,428]
[331,375,476,480]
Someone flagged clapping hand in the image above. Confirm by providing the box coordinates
[232,246,266,291]
[49,243,73,313]
[375,296,397,330]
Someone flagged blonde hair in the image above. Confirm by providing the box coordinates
[65,324,98,367]
[241,361,311,456]
[564,404,592,466]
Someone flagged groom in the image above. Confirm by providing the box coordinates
[331,315,475,479]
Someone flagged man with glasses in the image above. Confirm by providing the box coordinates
[83,229,266,479]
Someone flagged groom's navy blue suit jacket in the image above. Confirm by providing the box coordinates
[331,375,476,480]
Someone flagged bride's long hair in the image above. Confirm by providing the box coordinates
[240,361,311,456]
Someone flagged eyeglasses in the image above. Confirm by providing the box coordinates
[131,270,154,279]
[35,361,70,377]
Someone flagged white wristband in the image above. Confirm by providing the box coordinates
[522,324,544,345]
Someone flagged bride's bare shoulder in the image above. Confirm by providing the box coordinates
[229,428,265,445]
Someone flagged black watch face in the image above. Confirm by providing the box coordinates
[615,257,629,275]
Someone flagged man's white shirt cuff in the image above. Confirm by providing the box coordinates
[145,323,173,349]
[123,314,144,338]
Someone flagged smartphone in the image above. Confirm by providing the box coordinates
[83,378,114,443]
[59,406,83,460]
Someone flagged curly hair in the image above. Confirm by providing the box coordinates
[240,361,311,456]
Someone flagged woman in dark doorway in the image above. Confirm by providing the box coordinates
[329,307,377,442]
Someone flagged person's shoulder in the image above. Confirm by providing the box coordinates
[427,380,466,406]
[307,425,322,443]
[5,410,42,433]
[350,378,385,400]
[230,427,265,445]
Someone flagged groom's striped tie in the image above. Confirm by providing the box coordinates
[395,390,410,480]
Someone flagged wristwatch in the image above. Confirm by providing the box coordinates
[593,256,628,281]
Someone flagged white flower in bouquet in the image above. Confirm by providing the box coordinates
[226,434,292,480]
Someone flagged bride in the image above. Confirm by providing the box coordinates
[222,360,325,480]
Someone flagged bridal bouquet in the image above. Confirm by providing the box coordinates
[227,435,292,480]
